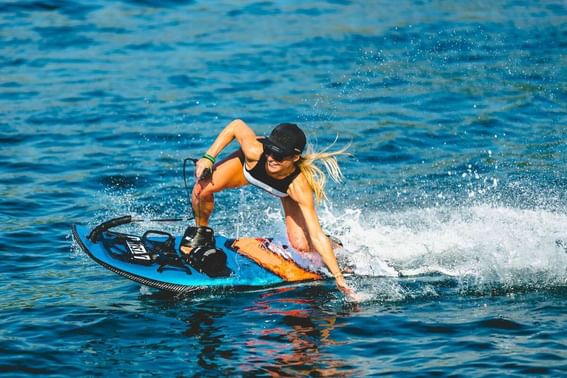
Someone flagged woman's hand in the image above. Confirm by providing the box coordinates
[195,157,214,181]
[335,275,361,302]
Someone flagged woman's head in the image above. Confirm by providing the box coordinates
[261,123,306,161]
[262,122,348,203]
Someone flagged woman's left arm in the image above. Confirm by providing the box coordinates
[288,177,356,299]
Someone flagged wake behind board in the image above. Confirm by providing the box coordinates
[72,216,327,293]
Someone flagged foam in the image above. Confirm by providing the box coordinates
[319,204,567,289]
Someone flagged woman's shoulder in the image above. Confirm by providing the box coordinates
[243,142,263,163]
[234,122,263,161]
[287,171,313,201]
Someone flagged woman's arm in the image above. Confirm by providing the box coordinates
[196,119,262,179]
[288,176,357,300]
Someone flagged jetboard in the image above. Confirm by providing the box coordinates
[72,216,328,294]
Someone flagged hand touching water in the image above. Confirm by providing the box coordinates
[336,276,361,302]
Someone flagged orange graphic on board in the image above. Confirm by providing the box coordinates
[231,238,322,282]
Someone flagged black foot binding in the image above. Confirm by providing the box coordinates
[180,226,231,278]
[181,226,215,252]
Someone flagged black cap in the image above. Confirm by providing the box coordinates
[261,123,306,155]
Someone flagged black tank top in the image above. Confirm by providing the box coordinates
[238,150,300,197]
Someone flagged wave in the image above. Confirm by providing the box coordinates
[321,204,567,294]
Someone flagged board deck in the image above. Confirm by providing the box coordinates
[72,224,326,293]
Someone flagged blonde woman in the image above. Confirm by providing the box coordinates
[183,119,356,299]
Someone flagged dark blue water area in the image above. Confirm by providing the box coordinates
[1,0,567,376]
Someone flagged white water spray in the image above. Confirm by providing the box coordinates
[320,204,567,289]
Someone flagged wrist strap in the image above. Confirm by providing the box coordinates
[202,153,216,164]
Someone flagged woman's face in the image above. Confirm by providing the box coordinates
[264,151,300,175]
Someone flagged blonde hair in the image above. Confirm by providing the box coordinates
[297,141,350,203]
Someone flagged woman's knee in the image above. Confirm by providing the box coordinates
[192,180,214,201]
[287,230,311,252]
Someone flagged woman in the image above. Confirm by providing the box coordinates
[183,119,356,298]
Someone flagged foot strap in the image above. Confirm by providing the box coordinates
[180,226,231,278]
[181,226,215,250]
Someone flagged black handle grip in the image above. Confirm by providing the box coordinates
[199,167,213,181]
[88,215,132,242]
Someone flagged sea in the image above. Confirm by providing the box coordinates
[1,0,566,376]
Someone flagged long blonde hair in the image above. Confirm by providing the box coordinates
[297,141,350,203]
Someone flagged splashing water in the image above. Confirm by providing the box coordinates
[320,204,567,295]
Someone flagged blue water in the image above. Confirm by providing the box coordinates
[1,0,566,375]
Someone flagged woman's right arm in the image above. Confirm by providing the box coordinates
[195,119,262,179]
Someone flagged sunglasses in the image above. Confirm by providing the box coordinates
[264,146,293,162]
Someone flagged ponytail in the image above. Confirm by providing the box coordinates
[297,141,350,203]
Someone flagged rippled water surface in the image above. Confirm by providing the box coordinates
[1,0,566,376]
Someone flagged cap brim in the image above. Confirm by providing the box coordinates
[260,138,292,155]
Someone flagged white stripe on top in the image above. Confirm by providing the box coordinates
[243,166,288,198]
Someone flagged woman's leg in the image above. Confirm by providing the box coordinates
[192,151,248,227]
[280,196,312,252]
[281,197,344,253]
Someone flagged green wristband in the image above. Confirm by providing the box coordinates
[202,153,216,164]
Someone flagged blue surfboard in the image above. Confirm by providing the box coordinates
[72,217,326,293]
